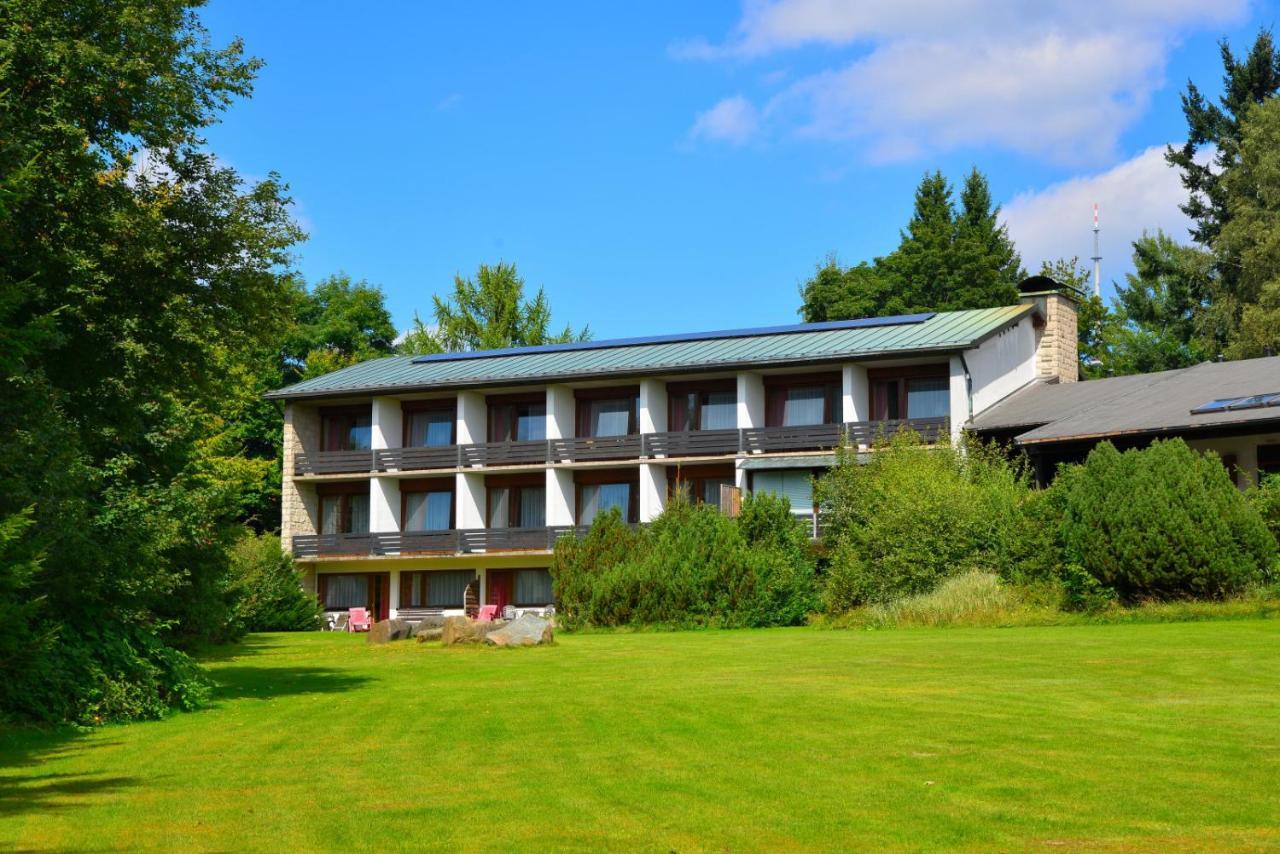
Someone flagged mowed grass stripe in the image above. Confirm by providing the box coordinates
[2,621,1277,851]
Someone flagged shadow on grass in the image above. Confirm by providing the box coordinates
[0,731,138,819]
[210,665,372,703]
[190,632,292,663]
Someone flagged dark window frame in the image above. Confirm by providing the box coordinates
[867,364,950,421]
[575,386,640,438]
[667,378,737,432]
[574,470,640,524]
[399,478,456,532]
[763,372,841,428]
[401,399,457,447]
[320,405,372,451]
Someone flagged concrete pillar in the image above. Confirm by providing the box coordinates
[456,471,486,529]
[736,371,764,429]
[546,384,574,439]
[949,355,971,445]
[370,476,401,533]
[371,396,402,450]
[639,462,667,522]
[842,364,870,450]
[457,390,487,447]
[547,467,575,526]
[639,378,667,435]
[389,568,401,619]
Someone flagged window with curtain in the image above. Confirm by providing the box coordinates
[752,470,813,513]
[320,493,369,534]
[906,377,950,418]
[782,386,827,426]
[514,569,554,605]
[427,570,474,607]
[488,486,546,528]
[700,391,737,429]
[323,574,367,609]
[404,491,452,530]
[700,478,734,508]
[322,413,371,451]
[347,494,369,533]
[580,482,631,525]
[489,402,546,442]
[589,398,633,437]
[406,409,453,446]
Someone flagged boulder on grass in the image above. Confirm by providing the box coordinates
[441,616,507,645]
[485,614,553,647]
[414,626,443,643]
[367,618,410,645]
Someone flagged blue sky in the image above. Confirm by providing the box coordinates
[200,1,1278,339]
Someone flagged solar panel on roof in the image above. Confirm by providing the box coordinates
[1190,398,1236,414]
[410,313,936,365]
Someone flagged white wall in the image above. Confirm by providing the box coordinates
[457,391,487,446]
[370,396,402,451]
[639,378,667,434]
[737,371,764,429]
[1188,432,1280,489]
[948,357,971,444]
[456,471,486,528]
[370,477,401,533]
[546,467,575,525]
[546,384,574,439]
[964,315,1038,420]
[841,364,869,424]
[639,462,667,522]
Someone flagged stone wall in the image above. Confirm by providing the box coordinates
[1021,291,1079,385]
[281,403,320,547]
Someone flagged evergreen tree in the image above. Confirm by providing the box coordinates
[1167,30,1280,248]
[430,262,589,352]
[799,169,1024,321]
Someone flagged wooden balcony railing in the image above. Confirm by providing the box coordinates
[293,525,599,558]
[292,418,950,476]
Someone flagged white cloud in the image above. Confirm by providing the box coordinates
[680,0,1248,162]
[1000,145,1196,287]
[689,95,760,145]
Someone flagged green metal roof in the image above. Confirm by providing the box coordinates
[266,305,1033,400]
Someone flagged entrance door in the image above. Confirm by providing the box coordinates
[486,570,513,612]
[368,573,391,621]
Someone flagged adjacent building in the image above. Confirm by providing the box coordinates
[267,281,1078,622]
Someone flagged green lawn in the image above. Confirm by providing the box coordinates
[3,622,1279,851]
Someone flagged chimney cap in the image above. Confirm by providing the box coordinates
[1018,275,1084,301]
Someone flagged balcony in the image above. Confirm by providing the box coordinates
[291,417,949,476]
[292,526,596,559]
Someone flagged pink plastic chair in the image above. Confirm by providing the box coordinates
[347,607,371,632]
[476,605,498,622]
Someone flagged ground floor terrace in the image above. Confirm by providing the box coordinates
[4,621,1278,850]
[303,556,557,623]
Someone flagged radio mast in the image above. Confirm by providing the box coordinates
[1091,203,1101,298]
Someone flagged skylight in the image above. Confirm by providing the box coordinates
[1190,392,1280,415]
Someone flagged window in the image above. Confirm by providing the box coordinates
[322,574,368,609]
[1261,445,1280,477]
[764,375,840,427]
[670,465,736,510]
[321,409,371,451]
[319,492,370,534]
[669,385,737,431]
[402,570,475,609]
[869,366,951,421]
[579,482,633,525]
[514,569,554,606]
[405,408,454,447]
[404,490,452,531]
[489,400,546,442]
[751,470,814,514]
[575,389,639,438]
[488,485,546,528]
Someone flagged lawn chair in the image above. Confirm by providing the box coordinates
[502,605,515,621]
[476,604,498,622]
[347,607,372,632]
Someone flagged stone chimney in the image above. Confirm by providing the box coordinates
[1018,276,1080,384]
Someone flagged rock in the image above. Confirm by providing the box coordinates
[414,627,443,643]
[485,614,553,647]
[367,618,410,645]
[411,616,445,639]
[441,616,509,645]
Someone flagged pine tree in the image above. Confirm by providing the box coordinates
[1167,30,1280,248]
[879,171,956,311]
[948,168,1023,311]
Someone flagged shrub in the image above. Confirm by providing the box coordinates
[549,493,818,629]
[1052,440,1276,602]
[1249,472,1280,545]
[816,431,1042,610]
[228,532,320,633]
[838,571,1041,629]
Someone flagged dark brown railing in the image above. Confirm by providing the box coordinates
[293,525,597,559]
[292,418,950,475]
[549,434,643,463]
